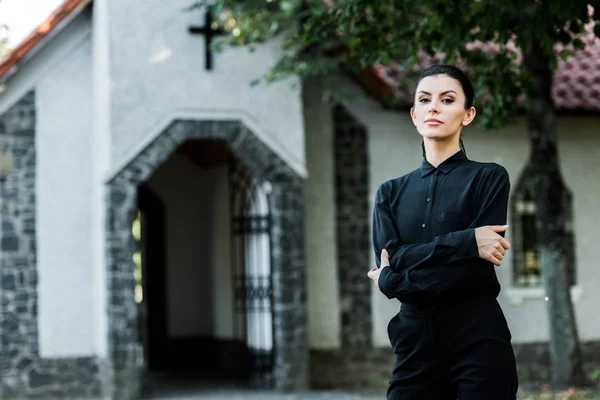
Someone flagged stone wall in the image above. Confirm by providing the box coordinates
[332,105,372,350]
[310,348,393,391]
[310,342,600,392]
[106,120,308,398]
[0,92,105,398]
[308,104,381,393]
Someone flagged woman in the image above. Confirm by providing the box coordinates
[367,64,518,399]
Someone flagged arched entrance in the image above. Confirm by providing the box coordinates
[105,120,307,399]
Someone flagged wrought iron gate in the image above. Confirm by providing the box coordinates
[229,157,275,388]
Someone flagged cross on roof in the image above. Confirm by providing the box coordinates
[188,8,228,71]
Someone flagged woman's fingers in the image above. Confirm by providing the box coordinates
[494,242,507,256]
[367,250,389,287]
[486,252,502,266]
[380,249,390,267]
[500,237,511,250]
[367,268,379,287]
[492,243,506,258]
[476,226,511,266]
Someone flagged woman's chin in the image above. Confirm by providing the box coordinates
[420,130,454,141]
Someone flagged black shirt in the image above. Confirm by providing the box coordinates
[372,150,510,305]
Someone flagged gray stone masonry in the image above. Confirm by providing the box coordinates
[0,92,105,399]
[106,120,308,399]
[332,104,372,351]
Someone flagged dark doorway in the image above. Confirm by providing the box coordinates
[134,139,275,396]
[136,184,168,370]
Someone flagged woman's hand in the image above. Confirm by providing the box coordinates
[367,249,390,287]
[475,225,511,266]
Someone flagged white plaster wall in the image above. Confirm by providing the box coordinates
[0,5,111,359]
[106,0,306,179]
[35,27,96,356]
[147,154,233,338]
[91,0,111,359]
[337,81,600,346]
[0,10,91,116]
[302,80,341,349]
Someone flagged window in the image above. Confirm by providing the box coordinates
[513,189,541,286]
[512,184,576,287]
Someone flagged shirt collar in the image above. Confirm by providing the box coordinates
[420,150,468,178]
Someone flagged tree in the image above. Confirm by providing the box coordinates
[190,0,600,388]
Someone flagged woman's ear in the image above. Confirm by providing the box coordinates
[410,107,417,126]
[462,106,476,126]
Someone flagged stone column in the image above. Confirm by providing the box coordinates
[269,181,308,390]
[332,105,372,350]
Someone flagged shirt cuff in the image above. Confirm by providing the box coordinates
[378,266,395,299]
[436,228,479,260]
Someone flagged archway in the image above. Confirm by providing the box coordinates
[105,120,307,398]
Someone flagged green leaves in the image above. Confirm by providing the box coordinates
[190,0,598,129]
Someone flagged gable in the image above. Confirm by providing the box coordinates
[0,0,91,83]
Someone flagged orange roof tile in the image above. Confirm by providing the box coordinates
[0,0,91,81]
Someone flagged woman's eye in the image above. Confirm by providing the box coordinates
[419,98,430,103]
[442,98,454,104]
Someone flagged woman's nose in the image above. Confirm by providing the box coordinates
[428,102,439,114]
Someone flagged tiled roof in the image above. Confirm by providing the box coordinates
[554,32,600,110]
[367,27,600,111]
[0,0,91,82]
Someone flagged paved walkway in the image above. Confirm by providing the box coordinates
[145,389,381,400]
[140,373,383,399]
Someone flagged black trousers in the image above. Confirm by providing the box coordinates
[386,295,518,400]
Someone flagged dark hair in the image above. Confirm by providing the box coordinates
[414,64,475,109]
[415,65,474,157]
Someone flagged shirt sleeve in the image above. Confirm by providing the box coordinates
[372,182,479,270]
[375,165,510,299]
[470,165,511,231]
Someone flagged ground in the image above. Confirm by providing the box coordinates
[518,390,600,400]
[135,373,600,400]
[143,389,600,400]
[146,390,381,399]
[22,387,600,399]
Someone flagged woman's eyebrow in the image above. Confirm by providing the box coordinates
[417,90,458,95]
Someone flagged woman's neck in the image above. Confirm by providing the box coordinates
[423,138,461,168]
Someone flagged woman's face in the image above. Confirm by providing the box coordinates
[410,74,476,142]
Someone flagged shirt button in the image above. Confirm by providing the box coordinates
[427,198,431,202]
[422,223,426,228]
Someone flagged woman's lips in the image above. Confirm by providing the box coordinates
[424,119,443,126]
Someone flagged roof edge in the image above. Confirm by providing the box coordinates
[0,0,92,83]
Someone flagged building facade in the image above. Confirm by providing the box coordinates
[0,0,599,398]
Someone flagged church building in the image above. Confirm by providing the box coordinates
[0,0,599,398]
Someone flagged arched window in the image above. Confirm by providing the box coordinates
[513,188,541,286]
[512,182,576,287]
